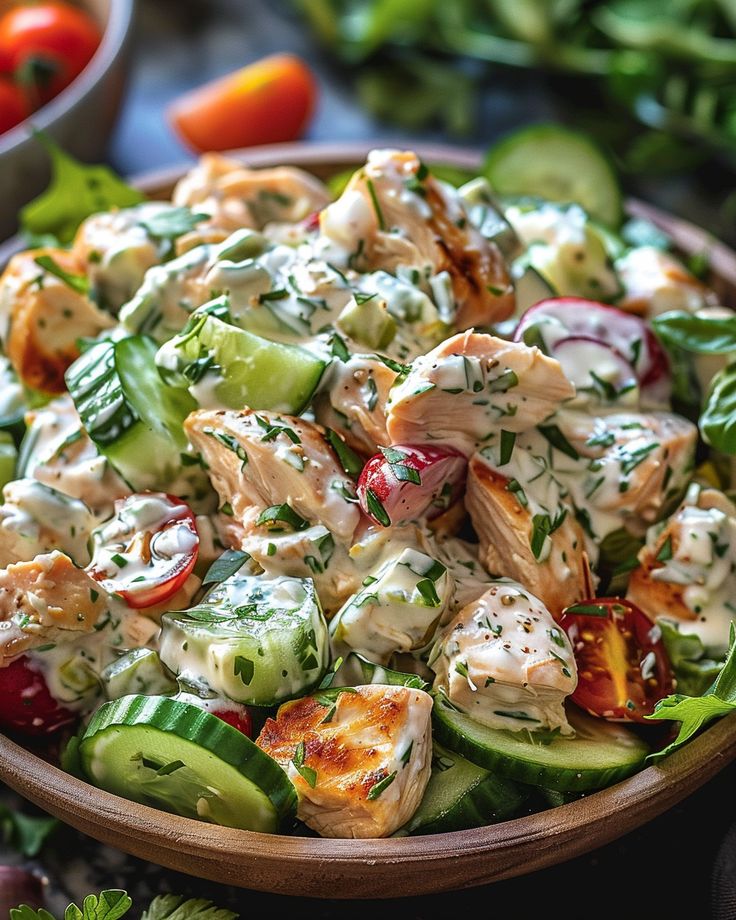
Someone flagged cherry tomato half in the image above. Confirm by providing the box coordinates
[559,597,674,723]
[87,493,199,609]
[0,656,76,736]
[0,1,101,105]
[357,444,467,527]
[0,76,26,134]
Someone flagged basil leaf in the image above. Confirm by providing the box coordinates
[653,311,736,354]
[658,620,724,698]
[701,362,736,454]
[202,550,250,586]
[21,134,144,244]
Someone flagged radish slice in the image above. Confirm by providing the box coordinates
[550,336,638,401]
[357,444,467,527]
[514,297,670,402]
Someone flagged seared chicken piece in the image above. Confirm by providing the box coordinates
[319,149,514,329]
[72,203,180,312]
[627,486,736,654]
[185,409,361,544]
[330,547,454,662]
[557,410,697,536]
[466,455,589,618]
[0,249,113,392]
[616,246,717,318]
[430,580,577,733]
[0,551,111,665]
[173,153,330,244]
[0,479,95,567]
[314,354,397,455]
[22,396,129,519]
[387,332,575,456]
[257,684,433,838]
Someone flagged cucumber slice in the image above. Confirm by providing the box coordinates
[485,125,623,228]
[339,652,430,690]
[65,335,199,492]
[79,694,296,832]
[458,177,522,260]
[433,695,649,792]
[400,743,527,836]
[0,432,17,492]
[513,265,556,316]
[101,649,177,700]
[157,306,326,414]
[160,573,329,706]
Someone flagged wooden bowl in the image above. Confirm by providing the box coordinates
[0,0,135,241]
[1,141,736,898]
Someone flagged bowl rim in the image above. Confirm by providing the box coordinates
[0,0,135,157]
[1,139,736,897]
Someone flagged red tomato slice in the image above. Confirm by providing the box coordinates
[559,597,674,722]
[0,1,100,104]
[357,444,467,527]
[210,705,253,738]
[0,656,76,736]
[87,493,199,609]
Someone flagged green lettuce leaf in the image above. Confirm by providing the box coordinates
[20,135,144,245]
[658,619,724,697]
[653,310,736,355]
[647,623,736,761]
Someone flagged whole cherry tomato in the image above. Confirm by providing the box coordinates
[0,76,26,133]
[87,493,199,610]
[559,597,674,722]
[0,656,76,736]
[0,2,100,105]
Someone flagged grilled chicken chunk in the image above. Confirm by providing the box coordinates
[185,409,361,543]
[173,154,330,243]
[319,149,514,329]
[330,546,454,662]
[627,486,736,654]
[466,455,589,618]
[314,353,397,455]
[0,479,95,568]
[386,332,575,455]
[22,396,129,519]
[257,684,433,838]
[556,410,697,537]
[430,580,577,734]
[72,203,178,312]
[0,552,111,665]
[0,249,113,393]
[616,246,717,318]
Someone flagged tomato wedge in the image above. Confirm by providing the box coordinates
[559,598,674,722]
[88,493,199,609]
[0,656,76,736]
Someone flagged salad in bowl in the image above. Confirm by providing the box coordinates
[0,128,734,841]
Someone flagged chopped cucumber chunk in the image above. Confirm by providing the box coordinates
[101,649,177,700]
[156,302,326,414]
[161,573,329,706]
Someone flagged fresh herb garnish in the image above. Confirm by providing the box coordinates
[33,254,90,295]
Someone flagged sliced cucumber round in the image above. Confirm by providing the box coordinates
[78,694,296,832]
[157,308,326,414]
[400,743,527,836]
[485,125,623,228]
[433,695,649,792]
